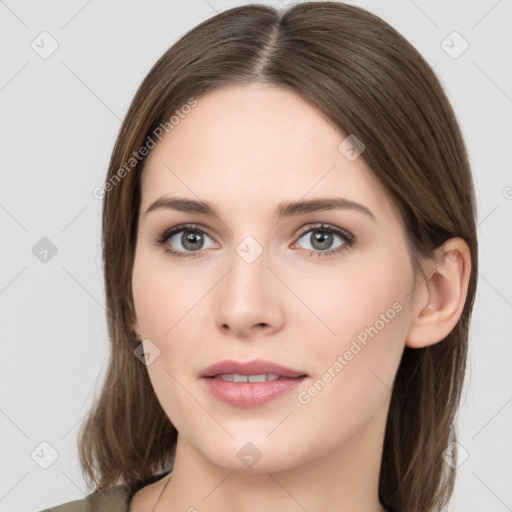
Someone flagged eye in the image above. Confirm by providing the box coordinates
[154,222,355,259]
[154,224,217,258]
[292,223,355,258]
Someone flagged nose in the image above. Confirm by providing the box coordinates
[214,241,284,340]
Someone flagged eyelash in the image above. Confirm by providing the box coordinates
[152,223,355,260]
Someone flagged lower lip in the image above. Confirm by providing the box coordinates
[203,377,306,408]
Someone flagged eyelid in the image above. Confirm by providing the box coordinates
[294,222,354,242]
[157,222,353,242]
[155,223,214,244]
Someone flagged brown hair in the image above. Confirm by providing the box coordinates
[78,3,478,511]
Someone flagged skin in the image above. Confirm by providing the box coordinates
[129,84,471,512]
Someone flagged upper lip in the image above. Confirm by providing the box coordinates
[200,359,307,379]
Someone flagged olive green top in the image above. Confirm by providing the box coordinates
[39,471,171,512]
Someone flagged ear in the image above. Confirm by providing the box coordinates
[406,237,472,348]
[130,312,142,346]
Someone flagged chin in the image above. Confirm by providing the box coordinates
[197,437,309,475]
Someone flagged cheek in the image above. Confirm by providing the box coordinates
[132,252,202,430]
[131,250,213,410]
[293,249,413,396]
[291,292,408,451]
[131,248,209,342]
[298,255,410,344]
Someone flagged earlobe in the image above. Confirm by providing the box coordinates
[406,237,471,349]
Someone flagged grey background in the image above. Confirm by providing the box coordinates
[1,1,511,511]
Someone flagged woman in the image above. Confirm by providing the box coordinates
[41,2,477,511]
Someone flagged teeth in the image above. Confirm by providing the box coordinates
[214,373,281,382]
[248,374,267,383]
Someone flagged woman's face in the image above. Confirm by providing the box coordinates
[132,84,418,472]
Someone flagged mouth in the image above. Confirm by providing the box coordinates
[211,373,286,382]
[200,359,307,379]
[200,359,308,408]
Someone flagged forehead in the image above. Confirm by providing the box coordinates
[140,84,398,224]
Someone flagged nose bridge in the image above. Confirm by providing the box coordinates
[225,233,269,300]
[214,232,282,335]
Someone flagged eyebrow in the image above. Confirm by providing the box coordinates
[144,196,377,222]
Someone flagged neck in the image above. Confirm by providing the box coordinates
[156,398,389,512]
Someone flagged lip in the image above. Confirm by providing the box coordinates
[200,359,307,379]
[200,359,308,408]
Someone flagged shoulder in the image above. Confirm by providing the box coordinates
[38,484,131,512]
[38,471,171,512]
